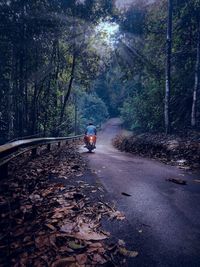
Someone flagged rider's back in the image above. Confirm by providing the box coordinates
[86,125,96,135]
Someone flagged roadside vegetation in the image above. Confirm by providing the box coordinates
[1,0,200,144]
[113,132,200,170]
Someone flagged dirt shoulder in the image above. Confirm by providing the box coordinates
[113,132,200,170]
[0,142,137,267]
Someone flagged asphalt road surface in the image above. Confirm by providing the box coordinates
[81,119,200,267]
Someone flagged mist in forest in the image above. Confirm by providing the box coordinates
[115,0,155,9]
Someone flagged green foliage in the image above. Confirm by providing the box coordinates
[118,0,200,132]
[120,79,164,132]
[78,92,109,131]
[0,0,113,142]
[94,67,128,116]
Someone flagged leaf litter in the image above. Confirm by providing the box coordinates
[0,142,137,266]
[113,133,200,170]
[166,178,187,185]
[121,192,132,197]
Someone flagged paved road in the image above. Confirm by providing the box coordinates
[81,119,200,267]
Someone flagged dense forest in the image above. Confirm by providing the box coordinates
[0,0,200,143]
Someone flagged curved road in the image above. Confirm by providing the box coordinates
[81,119,200,267]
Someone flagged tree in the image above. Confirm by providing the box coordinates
[165,0,173,134]
[0,0,114,142]
[191,9,200,127]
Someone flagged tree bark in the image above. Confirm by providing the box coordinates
[18,0,26,136]
[191,20,200,128]
[57,51,76,135]
[31,83,38,134]
[165,0,173,134]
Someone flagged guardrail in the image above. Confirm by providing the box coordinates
[0,135,83,179]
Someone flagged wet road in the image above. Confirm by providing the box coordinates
[81,118,200,267]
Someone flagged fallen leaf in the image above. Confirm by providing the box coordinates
[52,213,65,219]
[45,224,57,231]
[177,159,187,165]
[76,254,87,265]
[166,178,187,185]
[121,192,132,197]
[193,179,200,183]
[119,247,139,258]
[29,194,43,202]
[35,235,50,249]
[68,241,86,250]
[65,231,109,241]
[76,173,83,177]
[92,190,97,193]
[87,242,104,253]
[118,240,126,247]
[51,257,76,267]
[92,253,107,264]
[60,223,75,233]
[109,211,125,220]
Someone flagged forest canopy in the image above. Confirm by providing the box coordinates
[0,0,200,143]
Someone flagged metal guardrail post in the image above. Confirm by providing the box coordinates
[0,163,8,179]
[47,144,51,151]
[32,148,37,157]
[58,142,61,148]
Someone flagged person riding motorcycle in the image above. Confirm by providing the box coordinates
[84,122,97,148]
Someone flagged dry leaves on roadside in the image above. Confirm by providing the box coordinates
[118,247,139,258]
[166,178,187,185]
[113,133,200,170]
[0,142,134,267]
[193,179,200,184]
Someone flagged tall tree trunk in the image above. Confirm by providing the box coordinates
[57,51,76,135]
[191,20,200,128]
[7,77,13,140]
[18,0,26,136]
[165,0,173,134]
[31,83,38,134]
[25,44,28,130]
[74,93,78,135]
[31,46,39,135]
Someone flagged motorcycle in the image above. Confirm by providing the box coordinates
[84,135,96,152]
